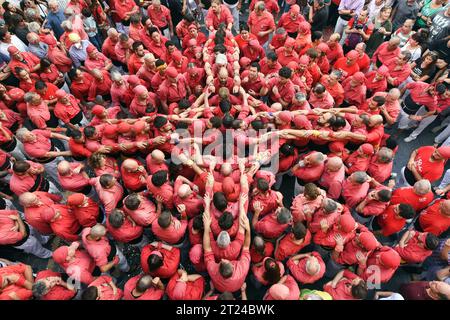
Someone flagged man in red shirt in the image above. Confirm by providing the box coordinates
[248,2,276,46]
[333,50,360,79]
[374,203,415,237]
[205,0,234,32]
[120,158,148,192]
[403,146,450,185]
[203,192,251,293]
[147,0,173,39]
[390,179,434,212]
[418,199,450,236]
[67,193,101,227]
[140,241,180,278]
[371,37,401,68]
[326,33,344,65]
[384,52,412,87]
[151,196,188,245]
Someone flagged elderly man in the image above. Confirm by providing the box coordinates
[54,90,86,127]
[418,199,450,237]
[173,176,203,218]
[341,171,371,208]
[248,2,276,48]
[45,0,65,39]
[67,33,90,68]
[7,46,40,78]
[120,158,148,192]
[102,28,120,64]
[373,88,401,125]
[367,147,394,183]
[9,160,59,196]
[57,160,91,194]
[287,252,326,284]
[26,33,48,59]
[371,37,401,69]
[82,224,130,273]
[147,0,173,39]
[137,53,157,88]
[384,51,412,88]
[205,0,234,32]
[292,152,326,191]
[319,157,346,200]
[15,127,71,183]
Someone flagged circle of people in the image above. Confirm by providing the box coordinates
[0,0,449,301]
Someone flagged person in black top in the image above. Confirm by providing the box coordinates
[309,0,329,33]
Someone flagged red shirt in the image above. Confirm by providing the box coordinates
[147,4,171,28]
[390,187,433,212]
[254,212,290,239]
[113,0,137,20]
[323,270,360,300]
[365,71,387,94]
[413,146,445,183]
[371,42,400,66]
[166,273,204,300]
[47,204,81,242]
[287,251,325,284]
[69,198,99,227]
[124,196,157,227]
[327,43,344,65]
[123,275,164,300]
[151,217,187,244]
[88,275,123,300]
[210,231,244,262]
[274,230,312,261]
[205,5,233,30]
[146,177,174,209]
[0,263,32,300]
[204,248,250,293]
[250,241,274,263]
[0,210,25,245]
[106,213,143,243]
[419,200,450,236]
[23,192,58,235]
[341,178,369,208]
[377,204,406,237]
[140,244,180,278]
[395,231,433,264]
[277,12,305,33]
[405,81,437,111]
[35,270,76,300]
[120,165,147,192]
[360,246,400,283]
[248,11,276,44]
[384,58,411,87]
[52,245,96,284]
[70,72,94,101]
[333,57,360,78]
[158,75,188,104]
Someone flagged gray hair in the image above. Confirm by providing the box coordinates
[275,27,286,35]
[276,208,292,224]
[107,28,118,37]
[110,71,122,82]
[414,179,431,195]
[136,275,153,292]
[90,224,106,237]
[60,20,73,31]
[24,8,37,21]
[23,92,36,103]
[64,7,75,16]
[377,147,393,163]
[256,1,265,11]
[353,171,368,184]
[15,127,30,141]
[108,209,124,228]
[323,198,337,213]
[48,0,59,7]
[28,22,41,34]
[388,88,401,99]
[217,231,231,248]
[32,281,48,299]
[401,50,412,61]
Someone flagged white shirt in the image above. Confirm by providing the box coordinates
[0,35,28,60]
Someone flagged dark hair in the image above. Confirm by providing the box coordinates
[178,98,191,110]
[157,210,172,228]
[240,23,250,32]
[377,189,392,202]
[313,83,326,94]
[219,99,231,113]
[154,116,168,129]
[304,182,320,199]
[68,68,79,81]
[148,27,159,36]
[330,116,346,130]
[81,286,98,300]
[124,193,141,210]
[151,170,168,187]
[292,221,307,240]
[424,233,439,250]
[279,66,292,79]
[311,31,323,42]
[13,161,30,173]
[219,261,233,278]
[249,62,260,71]
[266,51,278,62]
[217,292,235,300]
[218,211,233,230]
[34,80,47,91]
[108,209,124,228]
[81,8,92,17]
[385,137,398,150]
[372,95,386,106]
[351,282,368,299]
[99,174,114,188]
[193,215,204,231]
[164,40,175,48]
[132,41,144,51]
[213,44,227,54]
[232,119,243,130]
[398,203,415,219]
[0,28,8,41]
[262,258,281,285]
[222,113,234,129]
[155,59,166,68]
[257,178,270,192]
[210,116,222,128]
[67,129,83,140]
[148,254,163,271]
[213,192,228,211]
[40,58,52,69]
[83,126,96,138]
[280,143,295,156]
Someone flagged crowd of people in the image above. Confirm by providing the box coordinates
[0,0,449,301]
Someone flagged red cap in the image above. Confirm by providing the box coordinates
[278,111,293,123]
[299,55,310,65]
[8,88,25,101]
[255,170,276,187]
[133,85,147,96]
[360,143,374,155]
[41,208,56,222]
[91,105,105,116]
[133,120,146,132]
[239,56,251,68]
[293,115,312,129]
[317,42,330,54]
[117,122,132,134]
[7,46,19,55]
[86,45,97,54]
[353,72,365,83]
[188,24,198,31]
[379,250,401,268]
[359,232,378,251]
[103,124,117,136]
[172,50,182,62]
[437,146,450,158]
[55,89,67,99]
[298,21,311,33]
[347,50,359,60]
[377,65,389,77]
[165,67,178,78]
[127,75,140,86]
[339,214,355,233]
[329,141,345,153]
[67,193,85,206]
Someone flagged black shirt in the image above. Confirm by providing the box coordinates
[312,6,329,33]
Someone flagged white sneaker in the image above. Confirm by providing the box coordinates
[404,136,416,143]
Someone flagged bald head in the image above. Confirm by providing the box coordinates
[440,200,450,215]
[221,163,233,176]
[326,157,343,171]
[57,161,71,175]
[19,192,37,207]
[136,275,153,292]
[90,224,107,238]
[305,256,320,275]
[123,158,139,171]
[218,67,228,78]
[388,88,401,100]
[151,149,165,163]
[329,33,340,42]
[178,184,192,199]
[271,103,283,111]
[414,179,431,196]
[369,115,383,127]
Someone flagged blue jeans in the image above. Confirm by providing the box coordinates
[89,34,103,51]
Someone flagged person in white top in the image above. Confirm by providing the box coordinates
[0,29,28,60]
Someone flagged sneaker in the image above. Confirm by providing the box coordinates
[404,136,416,143]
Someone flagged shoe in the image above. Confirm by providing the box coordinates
[404,136,416,143]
